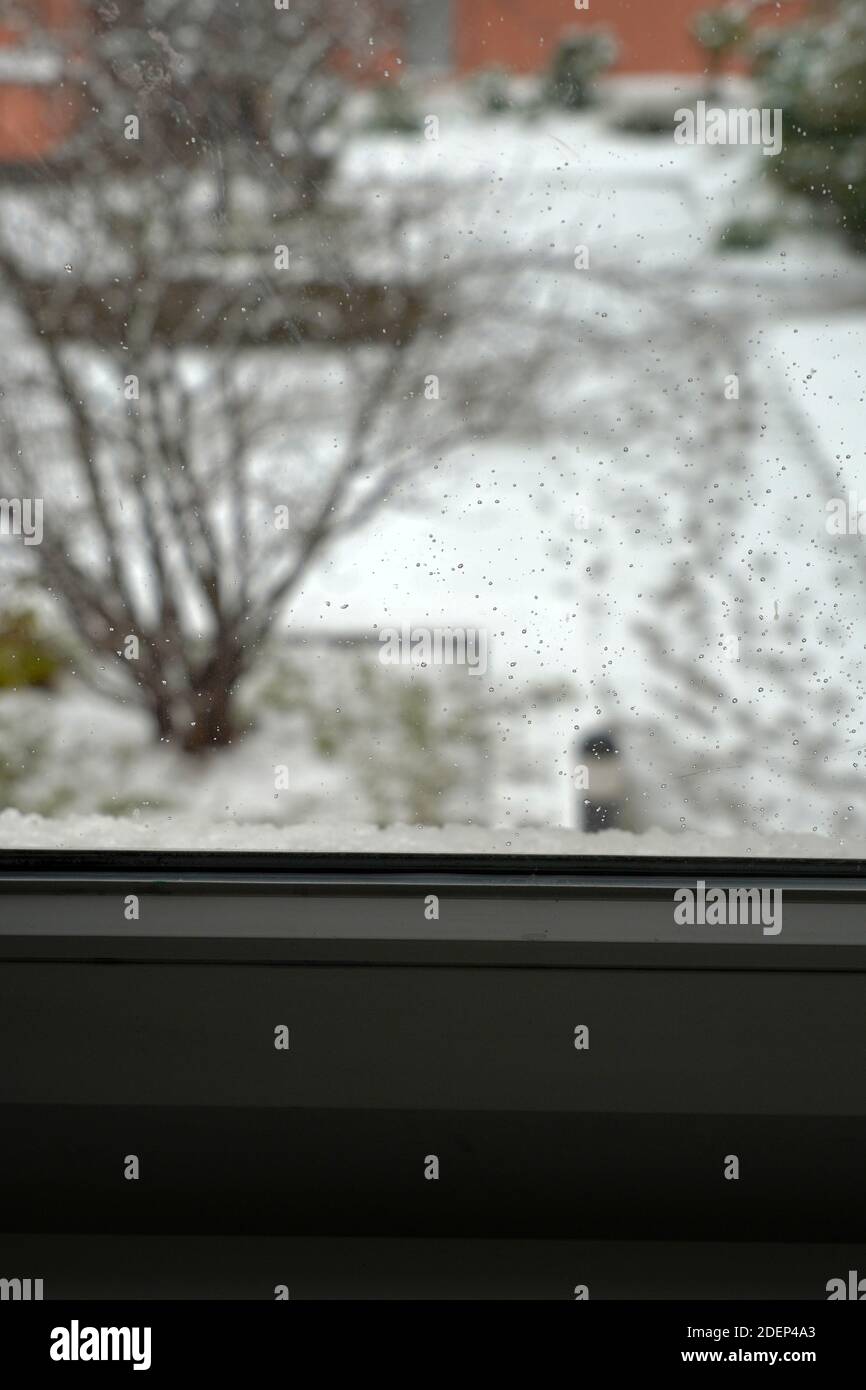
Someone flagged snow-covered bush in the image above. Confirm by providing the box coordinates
[543,29,617,111]
[470,67,518,117]
[362,81,424,135]
[691,5,750,95]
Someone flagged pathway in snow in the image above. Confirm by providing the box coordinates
[290,113,866,836]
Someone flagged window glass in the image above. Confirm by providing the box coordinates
[0,0,862,856]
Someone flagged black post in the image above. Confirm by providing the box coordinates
[577,728,626,832]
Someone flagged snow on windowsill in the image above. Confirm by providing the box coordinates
[0,809,861,860]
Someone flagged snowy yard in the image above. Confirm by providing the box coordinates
[1,86,865,852]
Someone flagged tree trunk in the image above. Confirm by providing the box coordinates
[180,684,238,754]
[141,680,237,753]
[152,697,175,744]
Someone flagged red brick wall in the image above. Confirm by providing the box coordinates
[454,0,806,77]
[0,0,814,163]
[0,84,79,162]
[0,0,83,163]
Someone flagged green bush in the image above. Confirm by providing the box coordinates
[544,29,617,111]
[364,81,423,135]
[0,610,66,690]
[717,216,778,252]
[252,647,491,826]
[750,0,866,252]
[611,100,692,137]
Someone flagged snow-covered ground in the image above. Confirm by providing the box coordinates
[287,106,866,838]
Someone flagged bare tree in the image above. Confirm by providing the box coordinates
[0,0,572,752]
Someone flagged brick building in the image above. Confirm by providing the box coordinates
[0,0,80,163]
[0,1,802,165]
[408,0,725,76]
